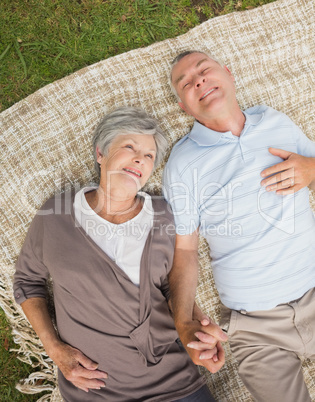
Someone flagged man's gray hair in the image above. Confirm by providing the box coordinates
[92,106,168,178]
[169,50,223,100]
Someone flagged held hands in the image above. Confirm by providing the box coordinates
[177,306,228,374]
[261,148,315,194]
[48,341,108,393]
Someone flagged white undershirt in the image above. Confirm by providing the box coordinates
[74,186,154,286]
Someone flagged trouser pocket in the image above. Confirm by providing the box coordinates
[219,304,238,337]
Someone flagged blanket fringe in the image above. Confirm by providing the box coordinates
[0,265,58,400]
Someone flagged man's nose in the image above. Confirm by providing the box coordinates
[195,76,206,88]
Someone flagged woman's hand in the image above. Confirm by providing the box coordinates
[176,318,227,374]
[191,302,226,360]
[21,297,108,393]
[48,341,108,393]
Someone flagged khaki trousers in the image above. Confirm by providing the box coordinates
[220,288,315,402]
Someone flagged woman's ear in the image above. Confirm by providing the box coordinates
[96,146,103,164]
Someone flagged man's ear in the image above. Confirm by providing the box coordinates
[224,65,235,81]
[96,146,103,164]
[178,101,190,114]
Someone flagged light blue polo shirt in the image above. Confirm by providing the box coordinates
[163,105,315,311]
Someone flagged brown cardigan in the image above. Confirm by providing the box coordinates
[14,191,206,401]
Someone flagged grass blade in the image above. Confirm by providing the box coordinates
[165,6,184,21]
[0,44,12,62]
[53,51,64,65]
[14,39,27,78]
[146,25,156,41]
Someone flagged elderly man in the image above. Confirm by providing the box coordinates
[163,50,315,402]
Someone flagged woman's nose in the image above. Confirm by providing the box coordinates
[133,153,143,164]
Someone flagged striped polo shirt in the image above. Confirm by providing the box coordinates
[163,105,315,311]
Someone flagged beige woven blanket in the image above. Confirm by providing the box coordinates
[1,0,314,400]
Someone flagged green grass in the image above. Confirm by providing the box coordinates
[0,0,275,399]
[0,308,46,401]
[0,0,274,112]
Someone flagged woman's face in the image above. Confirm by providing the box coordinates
[97,133,157,194]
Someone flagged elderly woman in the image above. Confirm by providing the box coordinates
[13,107,215,402]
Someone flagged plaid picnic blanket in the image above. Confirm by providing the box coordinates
[0,0,314,399]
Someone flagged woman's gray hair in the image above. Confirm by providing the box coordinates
[92,106,168,178]
[169,50,223,100]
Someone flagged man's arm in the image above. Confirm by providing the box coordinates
[261,148,315,194]
[168,296,221,360]
[169,231,227,373]
[21,297,108,393]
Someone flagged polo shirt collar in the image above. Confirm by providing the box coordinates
[188,110,264,146]
[243,110,264,127]
[189,121,224,146]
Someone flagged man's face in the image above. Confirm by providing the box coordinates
[171,53,236,123]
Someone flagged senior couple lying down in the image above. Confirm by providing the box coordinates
[14,51,315,402]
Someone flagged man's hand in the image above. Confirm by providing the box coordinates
[192,303,222,361]
[176,319,227,374]
[49,341,108,393]
[261,148,315,194]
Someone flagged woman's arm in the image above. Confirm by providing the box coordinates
[21,297,108,393]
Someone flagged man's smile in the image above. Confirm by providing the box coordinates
[199,87,218,101]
